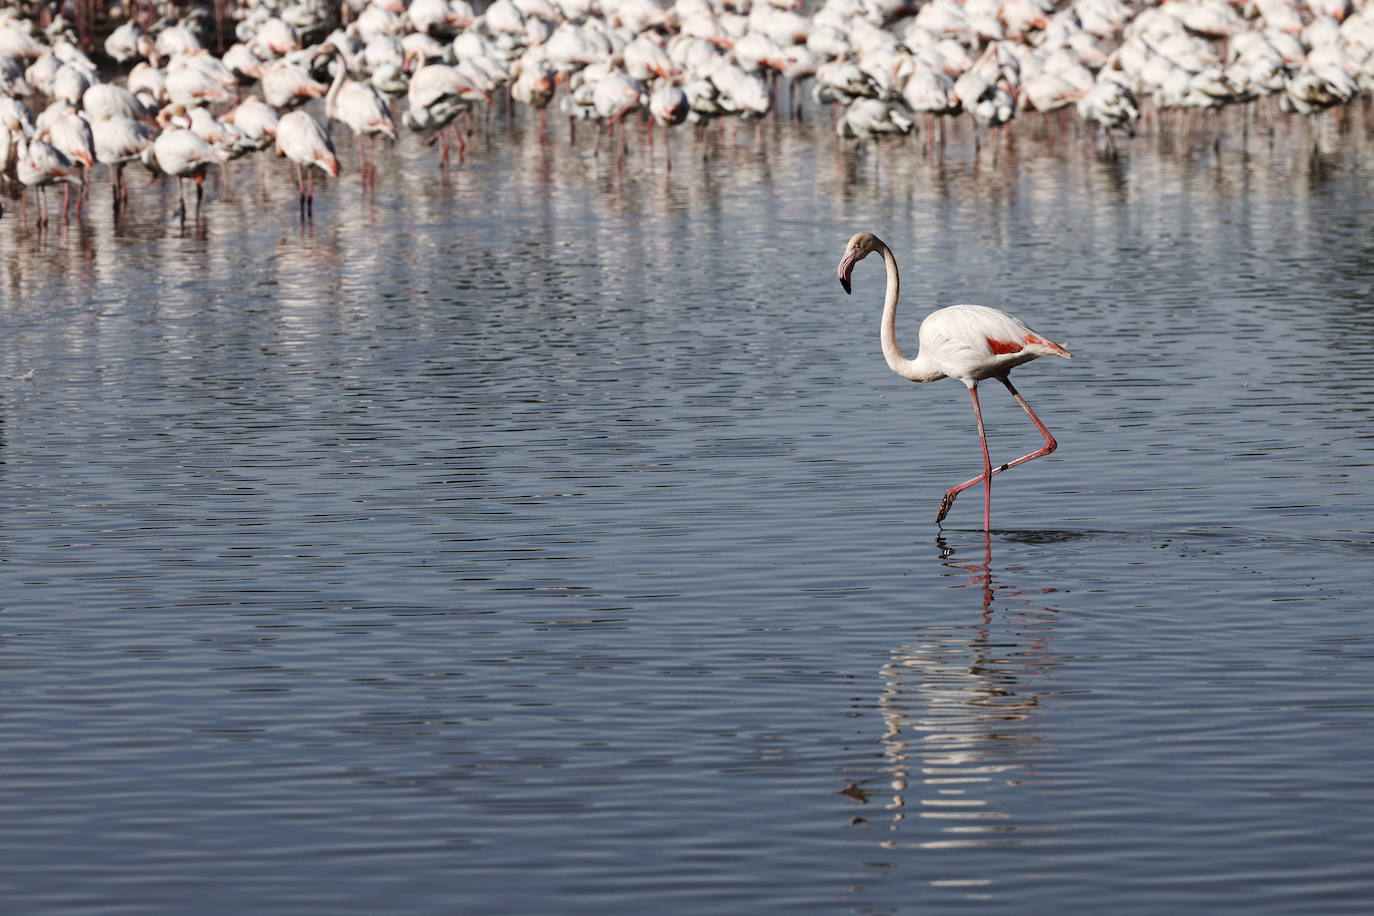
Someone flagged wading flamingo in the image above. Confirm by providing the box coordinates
[17,130,84,226]
[275,109,338,215]
[144,127,227,223]
[837,232,1071,530]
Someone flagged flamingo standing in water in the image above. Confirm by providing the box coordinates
[836,232,1071,530]
[90,114,154,212]
[323,52,396,189]
[16,130,84,226]
[143,127,227,223]
[275,109,338,216]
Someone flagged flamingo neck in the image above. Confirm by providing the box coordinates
[326,58,347,114]
[876,241,943,383]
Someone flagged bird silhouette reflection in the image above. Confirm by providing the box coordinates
[850,533,1064,860]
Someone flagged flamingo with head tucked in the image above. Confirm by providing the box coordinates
[17,129,84,226]
[143,126,227,223]
[275,109,338,216]
[837,232,1071,530]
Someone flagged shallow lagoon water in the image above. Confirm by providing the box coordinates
[2,107,1374,912]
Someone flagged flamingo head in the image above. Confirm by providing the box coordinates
[838,232,883,295]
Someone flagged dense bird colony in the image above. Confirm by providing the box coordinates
[0,0,1372,222]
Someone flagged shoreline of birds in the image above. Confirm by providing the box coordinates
[1,0,1372,225]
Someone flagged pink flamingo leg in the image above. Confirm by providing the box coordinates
[936,376,1058,526]
[973,385,993,531]
[999,376,1059,461]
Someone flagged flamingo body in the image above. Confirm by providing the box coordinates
[17,135,82,189]
[223,97,279,153]
[17,133,83,225]
[329,75,397,141]
[275,111,338,175]
[276,110,338,214]
[91,116,153,164]
[837,232,1070,529]
[908,304,1070,386]
[145,127,226,220]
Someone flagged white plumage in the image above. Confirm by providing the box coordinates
[837,232,1071,529]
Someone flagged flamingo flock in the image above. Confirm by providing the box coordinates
[0,0,1371,223]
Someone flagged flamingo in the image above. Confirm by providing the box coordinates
[143,127,227,223]
[127,63,168,112]
[82,83,150,121]
[165,53,237,108]
[260,58,329,110]
[323,51,397,186]
[836,233,1071,530]
[0,116,21,204]
[510,53,556,139]
[401,63,484,166]
[223,96,280,152]
[50,63,95,108]
[103,21,145,64]
[247,17,302,60]
[647,81,689,166]
[1078,75,1139,154]
[591,73,647,168]
[155,23,203,59]
[275,109,339,215]
[222,43,266,82]
[408,0,474,36]
[838,96,915,140]
[16,131,84,226]
[41,107,94,215]
[90,114,154,211]
[0,53,28,96]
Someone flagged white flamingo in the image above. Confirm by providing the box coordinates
[90,114,154,210]
[511,53,557,139]
[260,58,330,110]
[17,130,84,226]
[324,52,397,186]
[837,233,1071,530]
[223,96,280,152]
[275,109,339,215]
[402,63,485,166]
[144,127,227,222]
[838,96,915,140]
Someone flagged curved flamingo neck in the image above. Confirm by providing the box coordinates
[326,52,353,116]
[875,240,943,384]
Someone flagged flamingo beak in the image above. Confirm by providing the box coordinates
[838,250,857,294]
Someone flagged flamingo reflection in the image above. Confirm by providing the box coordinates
[848,534,1063,861]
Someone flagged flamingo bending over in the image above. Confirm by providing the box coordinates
[402,63,485,167]
[837,232,1071,530]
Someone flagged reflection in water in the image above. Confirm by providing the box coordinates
[2,94,1374,914]
[854,535,1063,888]
[1,103,1371,299]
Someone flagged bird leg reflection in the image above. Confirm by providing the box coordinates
[860,535,1058,855]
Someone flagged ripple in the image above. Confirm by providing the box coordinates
[3,113,1374,914]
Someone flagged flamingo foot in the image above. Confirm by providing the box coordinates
[935,490,957,525]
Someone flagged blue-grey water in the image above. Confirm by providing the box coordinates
[3,107,1373,913]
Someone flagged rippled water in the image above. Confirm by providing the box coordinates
[3,105,1374,912]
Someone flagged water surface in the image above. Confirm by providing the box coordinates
[2,106,1373,913]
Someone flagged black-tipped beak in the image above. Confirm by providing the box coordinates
[838,251,856,295]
